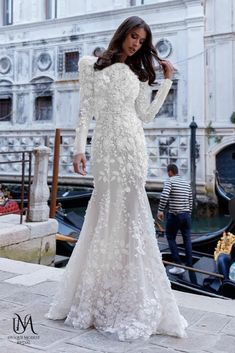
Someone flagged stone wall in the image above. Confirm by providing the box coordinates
[0,128,207,193]
[0,214,57,265]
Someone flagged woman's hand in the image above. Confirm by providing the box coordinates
[73,153,87,175]
[160,60,174,80]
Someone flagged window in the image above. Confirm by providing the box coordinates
[45,0,57,20]
[65,52,79,73]
[0,97,12,121]
[152,83,177,119]
[93,47,105,57]
[130,0,144,5]
[35,96,52,121]
[3,0,13,25]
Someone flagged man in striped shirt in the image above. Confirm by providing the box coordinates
[157,164,193,275]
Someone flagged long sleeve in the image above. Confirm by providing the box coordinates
[135,79,172,123]
[158,179,172,212]
[73,56,95,155]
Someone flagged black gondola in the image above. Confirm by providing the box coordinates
[156,216,235,255]
[55,230,235,299]
[56,197,235,258]
[215,170,234,214]
[187,219,235,254]
[157,178,235,255]
[55,209,84,257]
[7,184,93,208]
[161,247,235,299]
[55,171,235,257]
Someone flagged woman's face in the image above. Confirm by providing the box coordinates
[122,27,147,58]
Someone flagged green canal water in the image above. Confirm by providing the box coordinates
[191,214,230,233]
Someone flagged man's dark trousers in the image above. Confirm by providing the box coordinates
[165,212,193,266]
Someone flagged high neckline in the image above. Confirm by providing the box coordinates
[100,62,139,80]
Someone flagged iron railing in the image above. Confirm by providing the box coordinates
[0,150,32,223]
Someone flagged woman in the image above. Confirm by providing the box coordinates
[46,16,188,341]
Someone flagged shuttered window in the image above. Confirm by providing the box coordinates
[35,96,52,121]
[0,97,12,122]
[65,52,79,72]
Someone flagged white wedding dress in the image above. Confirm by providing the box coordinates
[46,55,188,341]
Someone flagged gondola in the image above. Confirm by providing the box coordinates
[7,185,92,208]
[156,216,235,255]
[182,173,235,253]
[187,219,235,254]
[55,230,235,299]
[55,172,235,257]
[56,198,235,258]
[161,247,235,299]
[215,170,234,201]
[215,170,234,214]
[156,178,235,255]
[155,171,235,254]
[55,209,83,256]
[56,189,92,208]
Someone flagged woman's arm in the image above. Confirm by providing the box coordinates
[135,59,173,123]
[73,56,95,175]
[135,79,172,123]
[74,56,95,155]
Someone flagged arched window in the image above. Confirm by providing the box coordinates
[31,77,54,122]
[35,95,53,121]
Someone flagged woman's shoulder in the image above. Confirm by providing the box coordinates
[79,55,97,69]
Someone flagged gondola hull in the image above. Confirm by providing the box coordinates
[9,186,92,208]
[161,250,235,299]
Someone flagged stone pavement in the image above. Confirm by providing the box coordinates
[0,257,234,353]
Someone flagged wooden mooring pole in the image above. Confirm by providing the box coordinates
[50,128,61,218]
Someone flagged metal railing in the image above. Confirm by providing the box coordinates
[162,259,224,279]
[0,150,32,223]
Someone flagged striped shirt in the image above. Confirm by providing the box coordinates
[158,175,193,213]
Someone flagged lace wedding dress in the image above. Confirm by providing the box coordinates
[45,55,188,340]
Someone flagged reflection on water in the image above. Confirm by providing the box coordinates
[191,215,230,233]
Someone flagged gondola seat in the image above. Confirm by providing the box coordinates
[220,280,235,299]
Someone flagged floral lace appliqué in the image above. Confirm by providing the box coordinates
[46,56,187,341]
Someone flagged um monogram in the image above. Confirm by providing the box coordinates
[13,313,38,335]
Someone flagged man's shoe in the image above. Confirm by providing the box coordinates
[169,266,185,275]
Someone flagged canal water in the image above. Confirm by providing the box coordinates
[66,205,230,234]
[191,214,229,233]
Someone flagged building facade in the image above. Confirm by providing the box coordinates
[0,0,220,195]
[203,0,235,195]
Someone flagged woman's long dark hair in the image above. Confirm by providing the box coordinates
[94,16,162,85]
